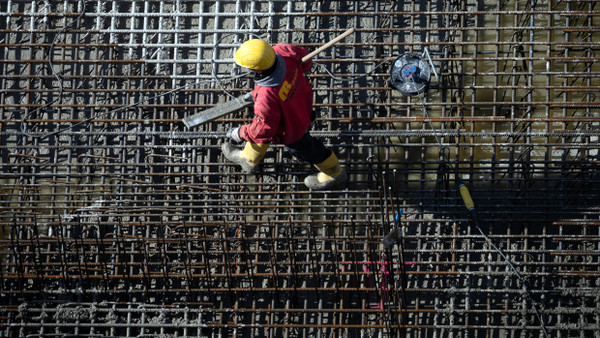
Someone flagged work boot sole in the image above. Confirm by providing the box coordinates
[304,169,348,190]
[221,142,257,173]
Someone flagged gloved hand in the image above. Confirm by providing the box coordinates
[226,127,242,143]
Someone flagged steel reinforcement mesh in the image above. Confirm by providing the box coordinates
[1,0,599,337]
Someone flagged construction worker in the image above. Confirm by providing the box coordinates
[222,39,347,190]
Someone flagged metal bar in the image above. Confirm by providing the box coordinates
[1,1,600,337]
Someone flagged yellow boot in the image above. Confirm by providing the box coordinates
[222,142,270,173]
[304,152,347,190]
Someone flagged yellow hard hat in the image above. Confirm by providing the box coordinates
[234,39,276,70]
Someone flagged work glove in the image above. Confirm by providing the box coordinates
[226,127,243,143]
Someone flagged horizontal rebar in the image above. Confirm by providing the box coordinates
[1,1,599,337]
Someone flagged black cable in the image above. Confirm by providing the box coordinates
[467,207,548,338]
[212,33,259,100]
[413,79,549,338]
[21,0,88,139]
[19,2,252,141]
[32,73,249,141]
[313,56,396,83]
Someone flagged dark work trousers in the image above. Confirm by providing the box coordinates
[285,132,331,165]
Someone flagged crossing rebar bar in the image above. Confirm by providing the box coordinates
[1,0,599,337]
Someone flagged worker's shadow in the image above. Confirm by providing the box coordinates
[378,150,600,329]
[387,149,600,238]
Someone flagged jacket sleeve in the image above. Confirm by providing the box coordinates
[294,45,313,72]
[238,94,281,144]
[276,44,312,72]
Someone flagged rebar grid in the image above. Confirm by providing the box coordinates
[1,0,599,337]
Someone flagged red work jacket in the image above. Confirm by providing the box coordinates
[239,44,313,145]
